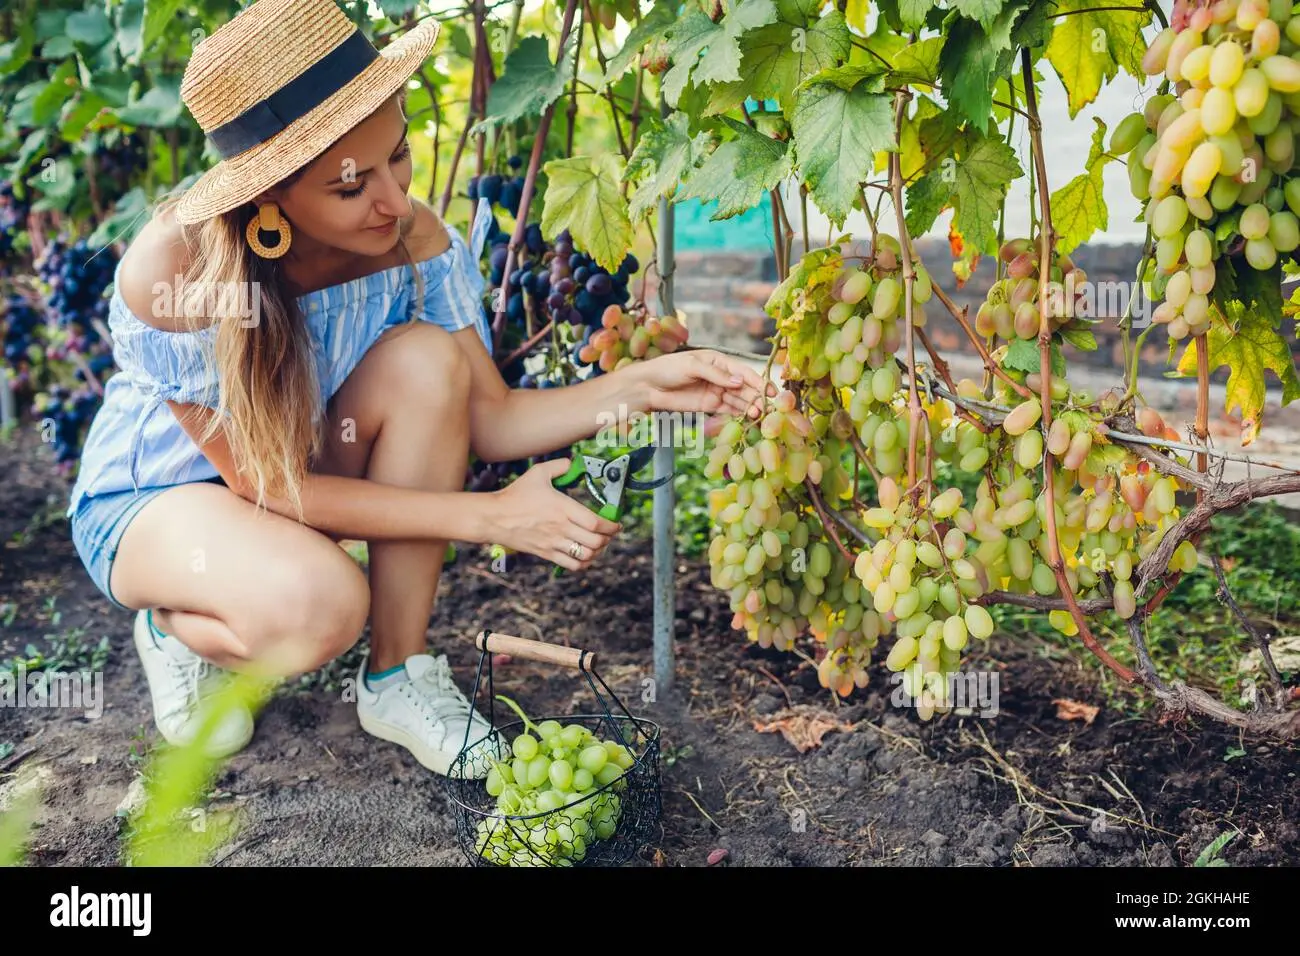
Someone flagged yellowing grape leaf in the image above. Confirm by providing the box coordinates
[1085,441,1130,475]
[767,246,844,371]
[845,0,870,34]
[1045,0,1150,117]
[540,154,634,274]
[1045,0,1116,117]
[1174,304,1300,446]
[1051,118,1112,254]
[766,245,844,320]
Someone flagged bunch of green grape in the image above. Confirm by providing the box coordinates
[703,389,857,654]
[702,224,1208,719]
[974,239,1090,340]
[473,699,638,867]
[1120,0,1300,340]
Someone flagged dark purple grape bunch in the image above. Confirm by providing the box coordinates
[465,458,530,492]
[2,293,42,393]
[96,134,148,199]
[468,154,526,218]
[34,381,102,475]
[36,236,118,346]
[0,180,30,263]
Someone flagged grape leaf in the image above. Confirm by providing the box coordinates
[1044,0,1150,116]
[903,167,952,238]
[1050,118,1112,253]
[952,127,1024,257]
[1101,3,1152,76]
[1045,0,1110,116]
[899,95,942,182]
[1011,0,1055,48]
[540,154,634,274]
[1060,323,1099,352]
[952,0,1005,28]
[874,0,905,31]
[899,0,936,30]
[917,101,965,168]
[602,0,676,88]
[937,1,1028,127]
[473,34,576,135]
[624,113,713,223]
[1085,441,1130,475]
[113,73,182,128]
[1174,302,1300,445]
[845,0,871,33]
[791,74,895,227]
[0,22,35,77]
[692,0,780,87]
[661,11,725,106]
[1002,338,1040,374]
[701,0,851,114]
[1002,337,1066,376]
[66,7,113,48]
[890,36,945,86]
[1219,256,1283,320]
[678,118,793,220]
[768,248,844,371]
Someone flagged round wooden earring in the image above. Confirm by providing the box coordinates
[246,205,292,259]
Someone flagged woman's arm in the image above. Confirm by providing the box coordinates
[449,327,772,464]
[166,400,496,543]
[450,327,649,463]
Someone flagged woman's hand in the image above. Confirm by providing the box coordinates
[633,349,778,424]
[489,458,622,571]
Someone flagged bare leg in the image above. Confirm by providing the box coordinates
[314,323,472,672]
[108,481,370,677]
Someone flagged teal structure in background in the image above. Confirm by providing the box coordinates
[671,97,779,253]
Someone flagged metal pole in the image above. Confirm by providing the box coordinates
[652,92,676,696]
[0,366,13,428]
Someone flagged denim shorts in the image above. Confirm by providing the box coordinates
[70,475,227,612]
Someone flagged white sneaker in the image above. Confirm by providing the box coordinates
[356,652,509,778]
[132,609,255,757]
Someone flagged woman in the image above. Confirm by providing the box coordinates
[65,0,773,776]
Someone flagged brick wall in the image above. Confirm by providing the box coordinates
[643,240,1299,390]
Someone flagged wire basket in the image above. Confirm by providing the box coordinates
[444,631,662,867]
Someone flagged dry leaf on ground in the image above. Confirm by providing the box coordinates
[1052,698,1100,724]
[753,706,853,753]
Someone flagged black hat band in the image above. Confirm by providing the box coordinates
[207,29,380,159]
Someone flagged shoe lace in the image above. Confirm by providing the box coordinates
[404,657,499,755]
[161,652,213,718]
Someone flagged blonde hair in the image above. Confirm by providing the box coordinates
[153,91,424,522]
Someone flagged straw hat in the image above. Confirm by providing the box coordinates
[174,0,440,224]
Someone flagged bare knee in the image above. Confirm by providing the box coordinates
[387,324,470,408]
[238,547,370,675]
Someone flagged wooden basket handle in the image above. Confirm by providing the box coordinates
[475,631,595,671]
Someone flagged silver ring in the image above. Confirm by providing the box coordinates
[568,541,585,560]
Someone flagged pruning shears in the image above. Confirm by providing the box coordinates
[548,445,673,577]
